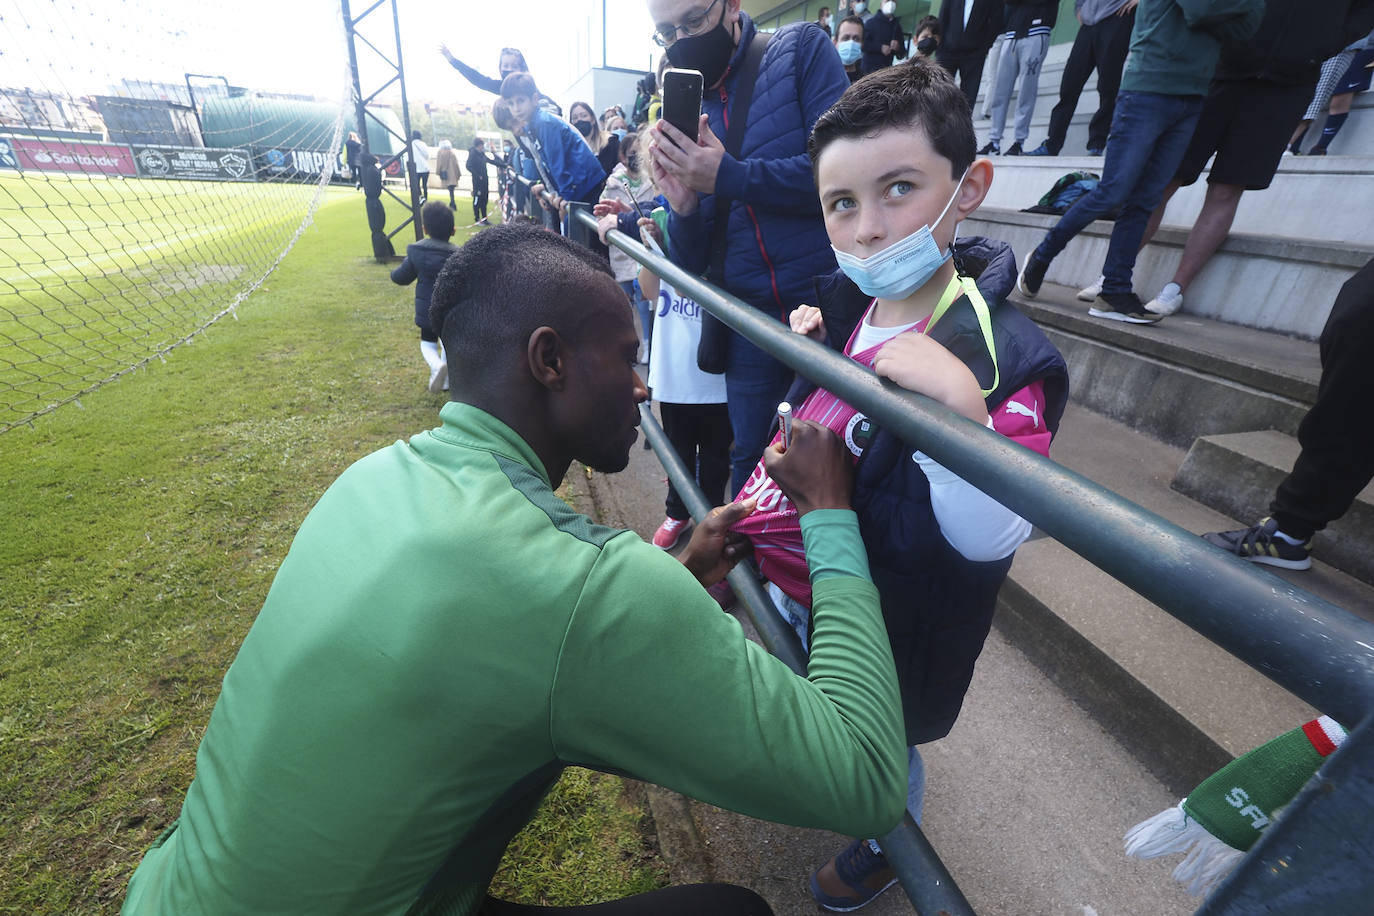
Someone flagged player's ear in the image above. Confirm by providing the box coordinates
[526,326,566,392]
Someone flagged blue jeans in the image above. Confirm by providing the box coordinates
[725,329,793,496]
[769,583,927,823]
[619,280,652,358]
[1034,90,1203,295]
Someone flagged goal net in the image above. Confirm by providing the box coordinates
[0,0,361,432]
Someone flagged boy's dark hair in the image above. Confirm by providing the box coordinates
[430,222,616,386]
[499,71,538,101]
[809,59,975,179]
[916,15,940,37]
[421,200,454,240]
[411,129,423,141]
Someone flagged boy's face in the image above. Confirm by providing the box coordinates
[508,93,537,126]
[817,124,965,261]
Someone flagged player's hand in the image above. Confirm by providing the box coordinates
[765,421,853,516]
[678,500,757,587]
[789,305,826,341]
[872,331,989,424]
[653,116,725,195]
[594,198,632,218]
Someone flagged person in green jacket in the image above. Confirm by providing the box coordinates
[120,222,908,916]
[1014,0,1263,324]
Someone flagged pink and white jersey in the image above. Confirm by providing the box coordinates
[732,306,1051,608]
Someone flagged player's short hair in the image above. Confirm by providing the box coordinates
[835,14,864,36]
[499,71,538,101]
[809,58,975,179]
[421,201,454,240]
[430,222,617,385]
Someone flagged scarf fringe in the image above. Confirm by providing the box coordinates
[1124,802,1244,896]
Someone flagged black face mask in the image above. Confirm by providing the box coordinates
[917,36,938,55]
[627,152,640,172]
[665,5,735,89]
[572,119,594,137]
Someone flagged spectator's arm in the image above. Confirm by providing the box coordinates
[616,211,644,240]
[638,267,660,302]
[712,27,849,215]
[389,256,417,286]
[1175,0,1264,40]
[892,23,909,60]
[666,205,710,274]
[442,54,502,95]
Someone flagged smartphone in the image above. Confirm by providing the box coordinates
[661,68,704,143]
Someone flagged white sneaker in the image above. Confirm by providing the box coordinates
[428,362,448,394]
[1077,275,1104,302]
[1146,283,1183,316]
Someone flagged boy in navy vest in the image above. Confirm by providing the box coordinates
[732,61,1069,910]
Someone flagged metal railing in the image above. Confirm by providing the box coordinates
[524,186,1374,913]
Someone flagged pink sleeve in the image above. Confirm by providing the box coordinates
[988,380,1052,458]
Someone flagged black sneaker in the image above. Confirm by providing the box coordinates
[1005,141,1024,156]
[1202,517,1312,570]
[1017,250,1049,298]
[1088,291,1162,324]
[977,141,999,156]
[1026,141,1057,157]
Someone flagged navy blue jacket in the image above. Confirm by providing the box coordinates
[790,237,1069,745]
[667,14,849,321]
[524,110,606,205]
[862,12,907,73]
[391,237,458,332]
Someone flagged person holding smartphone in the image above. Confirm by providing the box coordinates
[645,0,850,498]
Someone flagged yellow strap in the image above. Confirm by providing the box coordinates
[925,274,1000,398]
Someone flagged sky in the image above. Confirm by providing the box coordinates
[1,0,661,110]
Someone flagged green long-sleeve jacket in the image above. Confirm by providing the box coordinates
[122,402,906,915]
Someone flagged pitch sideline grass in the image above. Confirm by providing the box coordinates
[0,192,667,912]
[0,172,331,430]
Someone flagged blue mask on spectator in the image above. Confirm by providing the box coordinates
[836,39,862,65]
[831,172,967,300]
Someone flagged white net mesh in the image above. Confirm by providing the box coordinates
[0,0,355,431]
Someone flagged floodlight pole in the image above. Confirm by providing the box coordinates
[341,0,423,246]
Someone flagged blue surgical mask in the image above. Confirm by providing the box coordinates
[832,172,967,300]
[837,39,862,65]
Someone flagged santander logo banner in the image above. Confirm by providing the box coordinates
[9,137,137,176]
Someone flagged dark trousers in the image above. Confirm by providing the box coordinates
[482,883,772,915]
[1044,10,1134,153]
[1270,258,1374,539]
[472,181,489,221]
[936,48,990,114]
[661,402,733,520]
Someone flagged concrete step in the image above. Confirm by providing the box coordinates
[1013,283,1314,447]
[977,154,1374,249]
[965,206,1370,339]
[1174,429,1374,585]
[972,38,1374,164]
[999,403,1374,794]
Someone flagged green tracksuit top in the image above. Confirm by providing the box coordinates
[122,402,906,915]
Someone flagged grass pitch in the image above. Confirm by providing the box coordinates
[0,192,667,912]
[0,171,329,431]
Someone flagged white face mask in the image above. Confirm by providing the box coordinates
[831,172,968,301]
[881,1,896,14]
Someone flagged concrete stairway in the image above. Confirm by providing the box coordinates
[994,277,1374,796]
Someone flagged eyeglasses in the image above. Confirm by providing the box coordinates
[652,0,726,48]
